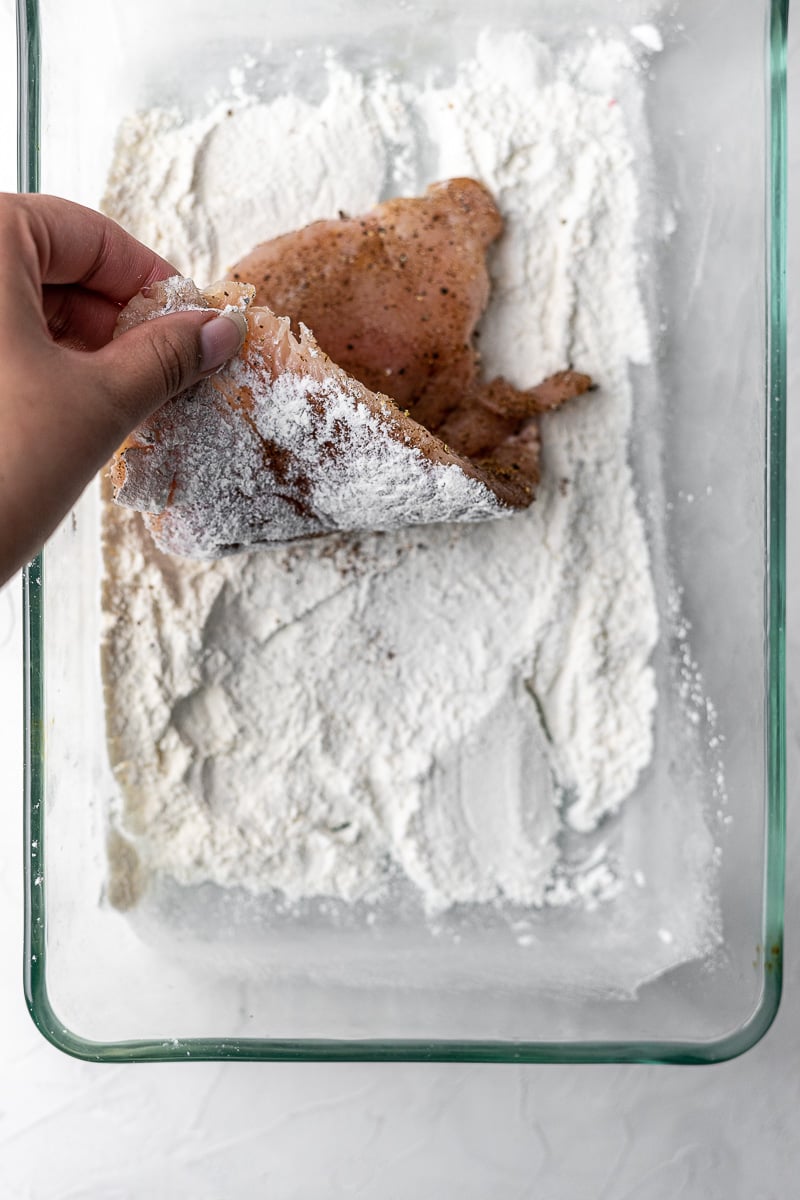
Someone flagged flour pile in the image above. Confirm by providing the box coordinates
[101,30,659,913]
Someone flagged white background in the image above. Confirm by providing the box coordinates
[0,3,798,1196]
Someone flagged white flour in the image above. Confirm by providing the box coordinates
[101,30,659,913]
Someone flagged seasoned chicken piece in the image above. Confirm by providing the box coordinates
[110,182,592,558]
[232,178,500,431]
[111,279,519,558]
[232,177,591,473]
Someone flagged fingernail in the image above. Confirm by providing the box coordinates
[199,310,248,373]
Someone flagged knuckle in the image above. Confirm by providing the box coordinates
[0,191,21,225]
[0,195,32,253]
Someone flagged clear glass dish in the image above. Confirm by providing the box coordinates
[19,0,786,1063]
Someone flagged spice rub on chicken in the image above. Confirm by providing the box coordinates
[110,181,592,559]
[233,178,591,489]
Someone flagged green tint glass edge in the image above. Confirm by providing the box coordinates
[19,0,787,1065]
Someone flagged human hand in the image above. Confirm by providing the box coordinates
[0,193,247,586]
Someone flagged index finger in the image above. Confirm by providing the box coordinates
[3,192,180,302]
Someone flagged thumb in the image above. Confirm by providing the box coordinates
[91,307,248,429]
[0,307,247,583]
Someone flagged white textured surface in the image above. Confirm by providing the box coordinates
[0,3,798,1196]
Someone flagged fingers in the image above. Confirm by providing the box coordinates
[87,308,248,433]
[42,284,123,349]
[0,192,178,302]
[0,194,247,584]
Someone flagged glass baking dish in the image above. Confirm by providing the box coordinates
[19,0,786,1063]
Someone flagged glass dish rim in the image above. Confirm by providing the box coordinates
[18,0,788,1065]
